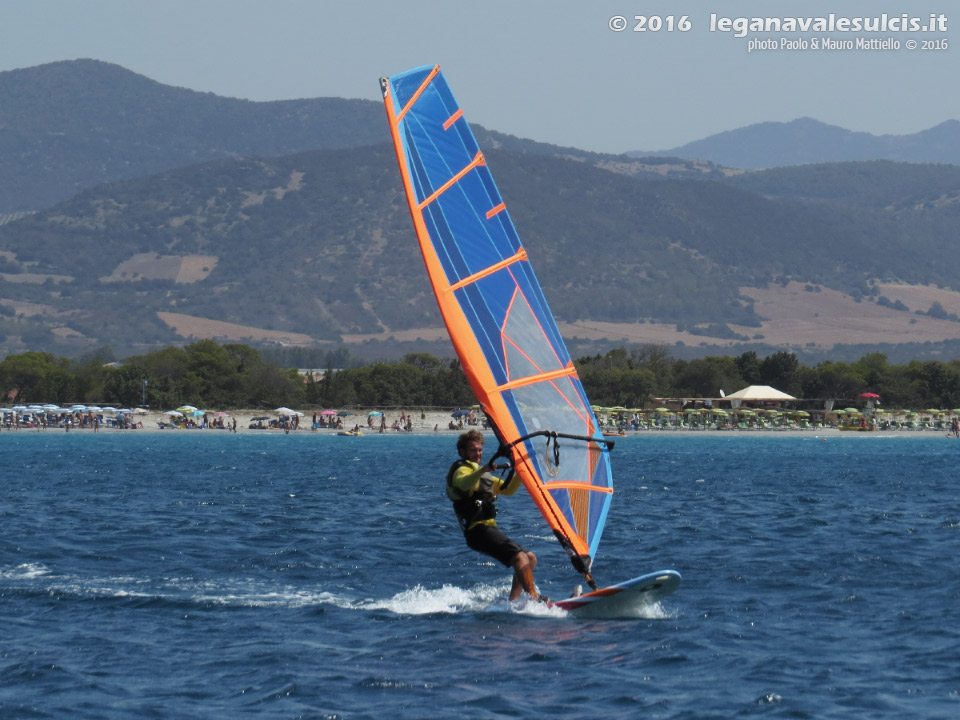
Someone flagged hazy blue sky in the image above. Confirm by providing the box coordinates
[1,0,955,153]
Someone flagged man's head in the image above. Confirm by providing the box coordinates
[457,429,485,462]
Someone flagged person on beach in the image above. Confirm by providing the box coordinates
[446,429,541,602]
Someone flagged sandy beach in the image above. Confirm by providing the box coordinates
[135,409,478,435]
[19,408,948,438]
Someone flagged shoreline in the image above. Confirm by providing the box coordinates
[8,408,954,438]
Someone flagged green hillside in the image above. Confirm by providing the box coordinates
[1,143,959,358]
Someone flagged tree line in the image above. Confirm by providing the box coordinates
[0,341,473,411]
[2,341,960,411]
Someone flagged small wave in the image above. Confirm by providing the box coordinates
[350,582,581,617]
[0,562,49,579]
[352,583,673,619]
[755,693,783,704]
[193,587,346,608]
[356,582,503,614]
[2,569,349,610]
[636,601,676,620]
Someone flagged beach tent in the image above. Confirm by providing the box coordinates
[724,385,796,401]
[725,385,796,408]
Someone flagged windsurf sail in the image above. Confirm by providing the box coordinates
[381,65,613,588]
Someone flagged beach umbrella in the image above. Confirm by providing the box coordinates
[275,407,295,415]
[320,409,338,416]
[213,411,228,418]
[451,409,471,418]
[164,410,183,417]
[251,416,270,421]
[367,411,384,416]
[177,405,198,413]
[337,410,353,417]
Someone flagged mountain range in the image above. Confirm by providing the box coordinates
[630,117,960,170]
[1,59,960,364]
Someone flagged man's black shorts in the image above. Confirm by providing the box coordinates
[464,523,525,567]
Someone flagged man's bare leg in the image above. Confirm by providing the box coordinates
[509,551,538,601]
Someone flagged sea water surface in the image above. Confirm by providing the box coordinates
[1,431,958,719]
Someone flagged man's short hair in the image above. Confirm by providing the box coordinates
[457,428,485,456]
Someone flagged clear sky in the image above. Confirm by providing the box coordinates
[1,0,956,154]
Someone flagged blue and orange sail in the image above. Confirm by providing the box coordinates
[381,65,613,586]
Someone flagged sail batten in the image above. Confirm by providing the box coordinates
[494,365,577,393]
[542,482,614,493]
[418,151,485,210]
[443,108,463,129]
[447,249,527,292]
[382,65,614,583]
[486,202,507,219]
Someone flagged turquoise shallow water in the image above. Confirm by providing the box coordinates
[2,431,959,718]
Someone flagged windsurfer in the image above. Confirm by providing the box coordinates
[446,429,540,601]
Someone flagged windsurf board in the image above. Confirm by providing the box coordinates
[551,569,680,616]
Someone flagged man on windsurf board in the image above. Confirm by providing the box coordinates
[446,430,542,601]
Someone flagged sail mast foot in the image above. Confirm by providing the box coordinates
[555,530,599,590]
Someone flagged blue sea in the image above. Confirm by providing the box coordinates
[2,431,959,719]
